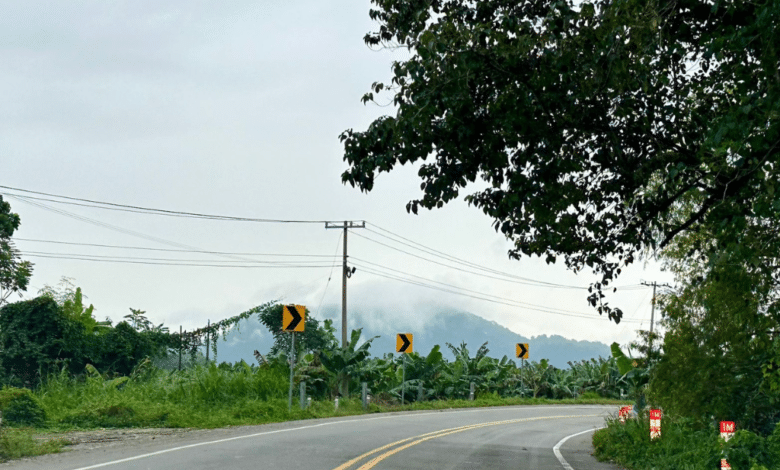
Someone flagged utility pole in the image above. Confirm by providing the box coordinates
[325,220,365,396]
[640,281,671,357]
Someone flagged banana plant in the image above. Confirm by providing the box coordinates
[611,342,649,410]
[318,328,378,397]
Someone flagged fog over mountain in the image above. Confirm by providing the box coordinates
[210,305,612,369]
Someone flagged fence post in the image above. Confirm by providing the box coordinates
[300,381,306,409]
[469,382,475,401]
[417,381,424,402]
[178,325,183,371]
[362,382,368,410]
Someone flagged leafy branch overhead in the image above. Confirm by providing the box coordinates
[0,196,33,306]
[341,0,780,322]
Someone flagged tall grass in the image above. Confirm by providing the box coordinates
[36,361,289,429]
[24,361,626,431]
[593,414,780,469]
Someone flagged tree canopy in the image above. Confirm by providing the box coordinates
[340,0,780,322]
[0,196,32,306]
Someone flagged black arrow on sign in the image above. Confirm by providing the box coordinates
[399,334,411,353]
[516,343,528,358]
[286,305,302,331]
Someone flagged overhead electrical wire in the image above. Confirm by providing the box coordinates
[366,223,646,291]
[15,238,340,258]
[0,185,334,224]
[350,257,606,317]
[352,263,644,323]
[20,252,339,269]
[6,185,650,320]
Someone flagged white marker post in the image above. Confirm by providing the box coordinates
[649,409,662,440]
[618,406,632,424]
[720,421,735,469]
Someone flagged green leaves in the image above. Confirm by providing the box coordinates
[0,196,32,307]
[343,0,780,323]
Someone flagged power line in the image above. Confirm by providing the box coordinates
[366,223,645,291]
[15,238,340,258]
[0,185,332,223]
[20,252,339,269]
[367,224,586,288]
[354,230,602,291]
[19,250,338,265]
[350,257,610,318]
[353,263,644,323]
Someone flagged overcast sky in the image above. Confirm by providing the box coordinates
[0,0,673,349]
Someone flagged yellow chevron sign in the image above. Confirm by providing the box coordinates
[282,305,305,332]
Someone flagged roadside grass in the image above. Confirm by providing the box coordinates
[0,363,627,462]
[0,428,68,461]
[593,414,780,470]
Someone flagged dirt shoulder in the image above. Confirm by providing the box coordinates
[33,427,200,452]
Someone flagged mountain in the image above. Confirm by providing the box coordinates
[207,306,611,369]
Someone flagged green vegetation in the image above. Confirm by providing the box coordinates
[339,1,780,467]
[594,415,780,469]
[0,196,33,307]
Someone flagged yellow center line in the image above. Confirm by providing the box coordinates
[332,414,598,470]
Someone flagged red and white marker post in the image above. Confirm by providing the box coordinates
[720,421,735,469]
[649,409,662,440]
[618,406,632,423]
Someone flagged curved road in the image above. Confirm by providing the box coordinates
[8,405,623,469]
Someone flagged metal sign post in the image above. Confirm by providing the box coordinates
[283,305,305,412]
[288,331,295,411]
[396,333,412,405]
[401,354,406,405]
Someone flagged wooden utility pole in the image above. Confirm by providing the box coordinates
[325,220,365,396]
[641,281,671,356]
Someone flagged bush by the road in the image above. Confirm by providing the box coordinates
[593,413,780,469]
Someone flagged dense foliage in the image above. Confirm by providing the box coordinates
[594,415,780,470]
[341,0,780,322]
[0,196,32,306]
[0,295,176,387]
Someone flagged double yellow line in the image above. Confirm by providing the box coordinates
[332,414,597,470]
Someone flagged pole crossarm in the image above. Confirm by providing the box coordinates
[325,221,366,230]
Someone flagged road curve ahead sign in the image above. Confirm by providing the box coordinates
[396,333,413,353]
[282,305,305,332]
[516,343,529,359]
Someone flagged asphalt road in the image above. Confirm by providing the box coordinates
[7,405,625,469]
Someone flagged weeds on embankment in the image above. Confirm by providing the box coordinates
[593,413,780,469]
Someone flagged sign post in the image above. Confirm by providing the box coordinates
[283,305,305,411]
[396,334,413,404]
[516,343,529,396]
[720,421,735,469]
[649,409,662,440]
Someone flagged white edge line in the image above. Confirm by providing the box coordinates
[553,426,605,470]
[72,405,614,470]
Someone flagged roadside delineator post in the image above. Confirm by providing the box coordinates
[720,421,735,469]
[649,409,662,440]
[618,406,632,423]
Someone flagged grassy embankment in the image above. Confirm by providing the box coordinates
[1,363,626,462]
[593,414,780,469]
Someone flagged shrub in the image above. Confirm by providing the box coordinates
[3,393,46,427]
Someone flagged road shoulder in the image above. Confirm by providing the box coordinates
[559,429,627,470]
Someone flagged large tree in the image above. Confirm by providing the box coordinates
[340,0,780,322]
[0,196,33,306]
